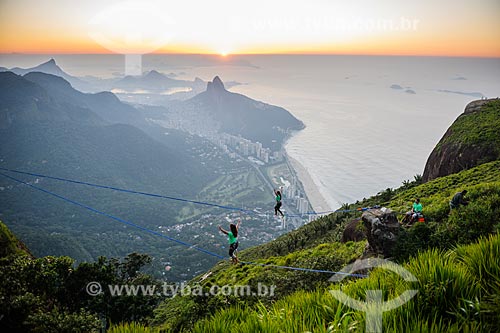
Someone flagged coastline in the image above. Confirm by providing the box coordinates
[287,155,331,213]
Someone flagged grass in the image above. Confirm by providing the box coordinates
[241,161,500,263]
[436,100,500,152]
[108,322,159,333]
[0,220,31,257]
[198,168,269,206]
[149,150,500,332]
[358,160,500,211]
[203,241,366,289]
[151,241,366,332]
[191,234,500,332]
[176,168,270,220]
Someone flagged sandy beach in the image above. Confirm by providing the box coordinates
[287,155,331,213]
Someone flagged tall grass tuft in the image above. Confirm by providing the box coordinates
[107,322,157,333]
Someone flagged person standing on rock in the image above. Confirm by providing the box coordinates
[450,190,469,210]
[218,219,241,264]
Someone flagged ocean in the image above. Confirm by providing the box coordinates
[2,54,499,210]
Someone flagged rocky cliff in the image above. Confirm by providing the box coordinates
[422,98,500,182]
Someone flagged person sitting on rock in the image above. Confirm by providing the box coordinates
[450,190,468,210]
[412,198,423,221]
[403,198,423,225]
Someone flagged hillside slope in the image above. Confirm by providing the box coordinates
[192,234,500,332]
[5,58,87,90]
[0,220,31,257]
[153,160,500,331]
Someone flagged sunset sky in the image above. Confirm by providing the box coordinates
[1,0,499,57]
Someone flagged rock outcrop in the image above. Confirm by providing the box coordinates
[341,218,366,243]
[422,99,500,182]
[362,208,400,256]
[207,75,226,93]
[183,76,305,150]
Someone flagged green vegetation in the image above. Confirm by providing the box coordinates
[205,241,365,289]
[108,322,159,333]
[0,230,164,333]
[152,241,365,332]
[4,145,496,332]
[188,166,269,219]
[356,160,500,209]
[423,100,500,181]
[2,85,499,332]
[355,161,500,260]
[264,162,290,186]
[191,234,500,332]
[149,159,500,332]
[0,220,31,257]
[436,100,500,153]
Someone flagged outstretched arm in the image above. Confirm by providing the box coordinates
[218,225,228,235]
[236,219,241,230]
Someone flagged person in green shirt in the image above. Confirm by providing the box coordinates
[218,219,241,264]
[412,198,423,215]
[403,198,423,225]
[274,188,284,217]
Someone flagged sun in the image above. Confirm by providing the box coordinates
[219,51,229,57]
[88,2,174,55]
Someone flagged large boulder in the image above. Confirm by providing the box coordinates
[341,218,366,243]
[362,208,400,256]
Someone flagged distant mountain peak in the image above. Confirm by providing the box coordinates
[207,76,226,93]
[38,58,59,69]
[145,70,164,78]
[212,76,225,89]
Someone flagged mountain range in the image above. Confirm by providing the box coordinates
[0,59,241,100]
[0,67,305,280]
[0,71,226,268]
[1,58,87,90]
